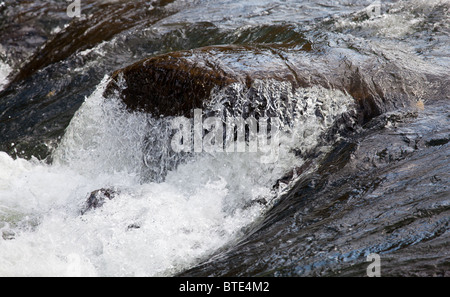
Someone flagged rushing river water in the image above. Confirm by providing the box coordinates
[0,0,448,277]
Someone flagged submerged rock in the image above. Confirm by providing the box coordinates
[1,230,15,241]
[81,188,119,215]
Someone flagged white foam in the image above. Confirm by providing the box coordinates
[0,60,11,91]
[335,0,449,39]
[0,77,354,276]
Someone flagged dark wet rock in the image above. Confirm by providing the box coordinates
[378,232,450,277]
[105,48,240,118]
[178,101,450,277]
[2,4,447,164]
[1,230,15,241]
[0,0,447,278]
[426,137,450,147]
[104,43,444,123]
[6,0,179,85]
[81,188,119,215]
[0,0,185,162]
[0,0,72,71]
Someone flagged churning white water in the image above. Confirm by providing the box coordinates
[0,76,354,276]
[0,60,11,91]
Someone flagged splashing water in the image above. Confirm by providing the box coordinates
[0,75,355,276]
[0,61,11,91]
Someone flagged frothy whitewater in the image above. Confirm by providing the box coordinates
[0,77,354,276]
[0,60,11,91]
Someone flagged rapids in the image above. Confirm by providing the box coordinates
[0,0,448,277]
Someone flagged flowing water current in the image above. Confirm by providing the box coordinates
[0,0,448,276]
